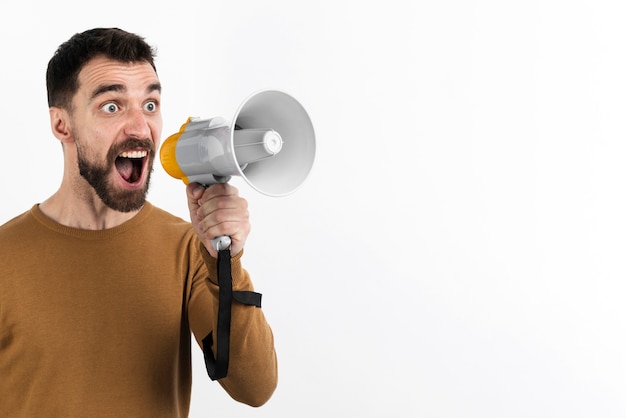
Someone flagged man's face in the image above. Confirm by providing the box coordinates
[68,56,162,212]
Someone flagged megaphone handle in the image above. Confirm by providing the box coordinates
[199,182,232,252]
[211,235,232,252]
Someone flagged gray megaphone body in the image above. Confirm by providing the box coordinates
[160,90,316,250]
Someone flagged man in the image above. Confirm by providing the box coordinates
[0,28,277,416]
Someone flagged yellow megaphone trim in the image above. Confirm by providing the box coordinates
[160,117,192,184]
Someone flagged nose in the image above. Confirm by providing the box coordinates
[124,107,152,139]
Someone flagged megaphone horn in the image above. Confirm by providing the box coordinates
[160,90,316,250]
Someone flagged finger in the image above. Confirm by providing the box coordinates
[200,183,239,204]
[196,187,245,220]
[186,183,206,223]
[203,218,251,255]
[197,199,249,230]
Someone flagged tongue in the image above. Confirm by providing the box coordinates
[115,158,134,182]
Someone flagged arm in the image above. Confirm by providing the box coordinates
[186,182,278,406]
[199,248,278,406]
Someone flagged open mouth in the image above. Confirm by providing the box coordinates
[115,150,148,184]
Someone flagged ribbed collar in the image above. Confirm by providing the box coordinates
[29,202,154,240]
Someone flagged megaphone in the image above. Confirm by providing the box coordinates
[160,90,316,249]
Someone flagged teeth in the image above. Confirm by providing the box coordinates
[120,150,148,159]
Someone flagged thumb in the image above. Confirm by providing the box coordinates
[186,182,205,223]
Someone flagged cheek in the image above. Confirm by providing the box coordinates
[84,118,115,145]
[77,126,116,162]
[150,119,163,148]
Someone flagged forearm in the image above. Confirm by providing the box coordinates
[201,247,278,406]
[218,301,278,406]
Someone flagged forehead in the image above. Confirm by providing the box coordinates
[77,55,160,97]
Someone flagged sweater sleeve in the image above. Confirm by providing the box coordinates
[187,243,278,407]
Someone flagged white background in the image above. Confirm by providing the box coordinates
[1,1,625,417]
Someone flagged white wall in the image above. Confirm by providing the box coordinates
[2,1,625,416]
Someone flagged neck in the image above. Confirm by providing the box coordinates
[39,188,141,230]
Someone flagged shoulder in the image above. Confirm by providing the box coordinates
[0,206,43,266]
[140,202,198,242]
[142,202,192,230]
[0,206,38,238]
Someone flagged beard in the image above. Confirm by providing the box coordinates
[76,137,155,213]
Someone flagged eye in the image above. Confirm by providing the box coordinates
[144,101,158,112]
[101,102,119,113]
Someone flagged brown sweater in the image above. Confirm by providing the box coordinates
[0,203,277,417]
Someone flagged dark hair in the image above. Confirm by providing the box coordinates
[46,28,157,110]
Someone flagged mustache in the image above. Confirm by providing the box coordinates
[108,138,155,160]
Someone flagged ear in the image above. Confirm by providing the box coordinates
[49,107,74,144]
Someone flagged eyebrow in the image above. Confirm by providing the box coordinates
[90,82,162,101]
